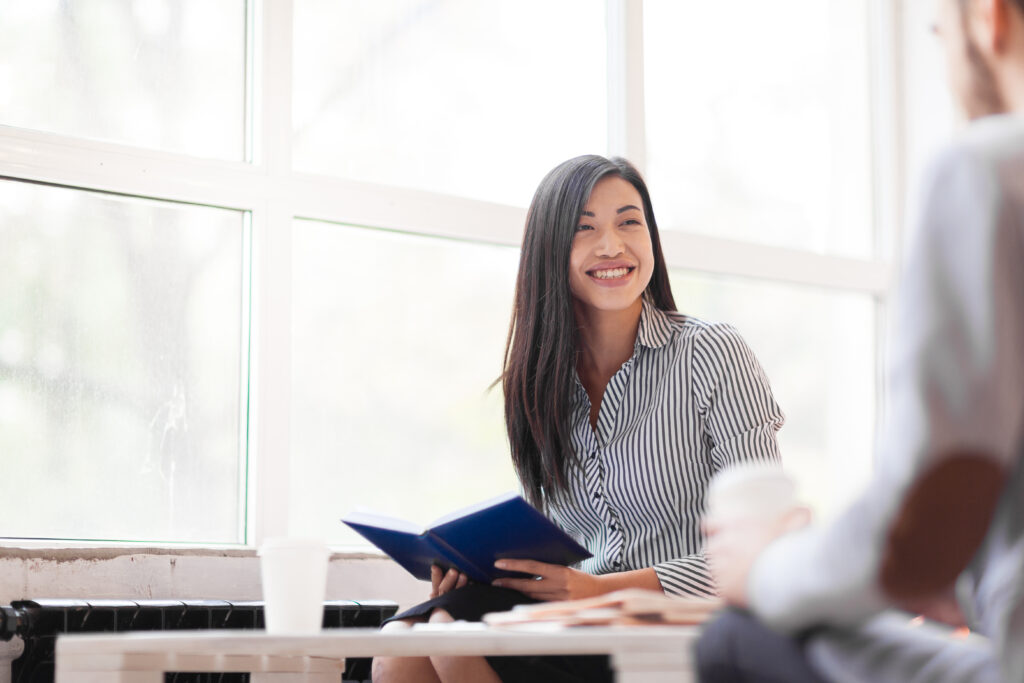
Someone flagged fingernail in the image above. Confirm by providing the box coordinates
[494,561,506,569]
[492,580,504,588]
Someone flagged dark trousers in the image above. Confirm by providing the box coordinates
[695,608,825,683]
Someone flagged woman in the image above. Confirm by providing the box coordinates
[373,155,784,683]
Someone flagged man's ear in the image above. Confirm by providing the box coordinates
[975,0,1012,53]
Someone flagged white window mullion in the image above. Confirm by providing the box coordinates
[287,174,526,248]
[250,0,294,544]
[869,0,904,267]
[659,231,890,295]
[606,0,646,169]
[0,127,268,209]
[868,0,908,468]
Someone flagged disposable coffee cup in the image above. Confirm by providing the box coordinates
[705,464,802,526]
[258,537,330,635]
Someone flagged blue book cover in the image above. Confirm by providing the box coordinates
[341,492,592,583]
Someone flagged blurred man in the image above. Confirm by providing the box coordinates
[697,0,1024,681]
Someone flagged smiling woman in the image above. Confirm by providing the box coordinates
[568,176,655,318]
[372,155,786,683]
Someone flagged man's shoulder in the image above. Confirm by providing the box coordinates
[916,116,1024,228]
[937,115,1024,176]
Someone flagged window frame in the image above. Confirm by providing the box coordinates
[0,0,902,552]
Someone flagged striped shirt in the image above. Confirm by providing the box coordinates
[547,300,784,597]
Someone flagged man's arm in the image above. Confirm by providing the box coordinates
[736,137,1024,632]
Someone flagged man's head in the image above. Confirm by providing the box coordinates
[936,0,1024,118]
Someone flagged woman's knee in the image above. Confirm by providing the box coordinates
[372,619,439,683]
[428,609,454,624]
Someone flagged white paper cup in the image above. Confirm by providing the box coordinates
[705,464,800,526]
[258,537,330,634]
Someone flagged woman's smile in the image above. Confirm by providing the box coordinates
[586,264,636,283]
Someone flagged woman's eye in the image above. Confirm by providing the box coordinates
[622,219,642,227]
[576,224,594,232]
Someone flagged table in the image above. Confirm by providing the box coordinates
[55,623,699,683]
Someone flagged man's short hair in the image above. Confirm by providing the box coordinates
[961,0,1024,15]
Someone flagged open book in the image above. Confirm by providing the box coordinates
[483,588,722,628]
[341,492,592,583]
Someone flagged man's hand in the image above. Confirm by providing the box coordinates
[430,565,468,599]
[896,586,967,627]
[705,507,811,607]
[491,559,603,601]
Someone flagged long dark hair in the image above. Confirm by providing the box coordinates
[501,155,676,511]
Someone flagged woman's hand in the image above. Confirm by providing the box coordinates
[430,565,468,599]
[491,559,603,601]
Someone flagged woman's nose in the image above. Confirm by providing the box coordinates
[595,227,625,257]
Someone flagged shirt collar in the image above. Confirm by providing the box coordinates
[636,299,674,350]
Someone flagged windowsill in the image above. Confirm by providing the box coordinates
[0,542,423,613]
[0,541,386,562]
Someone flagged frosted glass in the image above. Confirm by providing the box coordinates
[0,1,246,158]
[0,180,247,542]
[290,220,519,544]
[292,0,607,207]
[645,0,874,257]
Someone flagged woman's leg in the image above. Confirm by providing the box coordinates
[371,619,442,683]
[427,609,502,683]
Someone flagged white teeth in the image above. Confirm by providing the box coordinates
[591,267,630,280]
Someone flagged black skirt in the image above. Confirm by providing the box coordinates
[385,584,613,683]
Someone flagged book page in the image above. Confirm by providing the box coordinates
[341,508,424,534]
[428,491,520,527]
[484,589,722,627]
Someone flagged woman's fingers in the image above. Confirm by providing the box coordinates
[429,565,444,598]
[439,568,460,593]
[430,566,464,598]
[494,558,554,577]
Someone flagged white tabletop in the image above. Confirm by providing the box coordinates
[56,624,699,683]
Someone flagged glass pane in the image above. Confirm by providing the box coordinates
[0,1,246,159]
[669,271,877,519]
[0,181,247,543]
[645,1,873,257]
[293,0,607,207]
[291,221,519,544]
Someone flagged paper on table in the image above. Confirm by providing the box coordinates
[483,589,722,628]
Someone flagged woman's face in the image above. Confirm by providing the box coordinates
[568,175,655,314]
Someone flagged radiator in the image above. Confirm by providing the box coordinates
[0,599,398,683]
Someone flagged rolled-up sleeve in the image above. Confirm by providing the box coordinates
[748,138,1024,633]
[646,324,784,598]
[691,323,785,470]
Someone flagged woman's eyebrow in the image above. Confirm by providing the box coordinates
[580,205,641,218]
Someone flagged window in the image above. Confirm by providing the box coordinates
[644,0,874,257]
[293,0,607,206]
[290,222,519,543]
[0,181,247,542]
[0,1,247,159]
[1,0,900,546]
[669,272,877,516]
